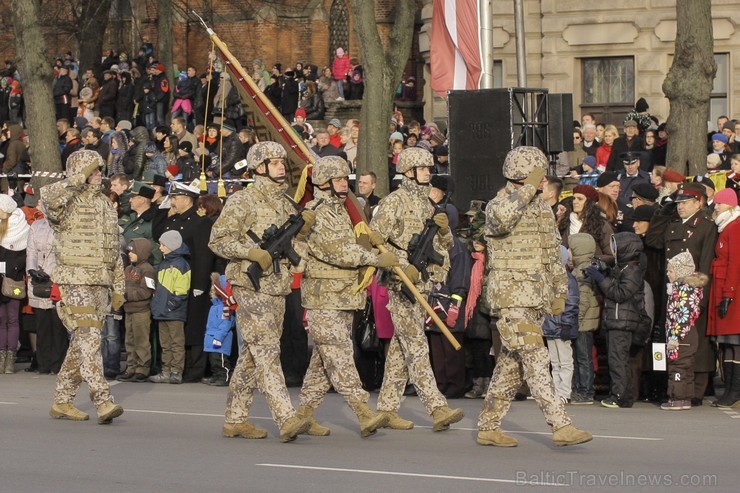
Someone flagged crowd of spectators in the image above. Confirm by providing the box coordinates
[0,47,738,414]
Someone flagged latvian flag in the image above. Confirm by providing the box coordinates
[430,0,484,98]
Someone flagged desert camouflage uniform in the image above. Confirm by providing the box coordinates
[478,148,571,432]
[41,150,124,408]
[209,171,300,428]
[370,151,451,415]
[299,187,380,410]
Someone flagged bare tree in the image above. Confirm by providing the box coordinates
[11,0,62,186]
[158,0,174,107]
[349,0,418,196]
[662,0,716,176]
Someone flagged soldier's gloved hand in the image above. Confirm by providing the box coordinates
[247,248,273,270]
[81,160,100,179]
[584,266,605,283]
[111,293,125,311]
[403,264,420,285]
[368,230,385,247]
[667,337,679,352]
[298,209,317,237]
[551,296,566,316]
[433,213,450,235]
[719,297,733,319]
[376,252,399,269]
[523,166,546,189]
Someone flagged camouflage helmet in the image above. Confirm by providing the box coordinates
[396,147,434,173]
[312,156,349,186]
[246,141,287,170]
[66,149,104,177]
[502,146,548,181]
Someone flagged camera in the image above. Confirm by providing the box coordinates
[590,257,609,272]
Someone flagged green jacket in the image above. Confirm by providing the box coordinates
[120,204,163,267]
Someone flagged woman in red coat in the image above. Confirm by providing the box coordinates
[709,188,740,407]
[595,124,618,171]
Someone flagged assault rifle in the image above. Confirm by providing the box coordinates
[246,197,323,291]
[401,193,450,302]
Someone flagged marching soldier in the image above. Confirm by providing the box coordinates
[43,150,125,425]
[369,147,464,431]
[477,146,592,447]
[208,141,311,442]
[296,156,397,437]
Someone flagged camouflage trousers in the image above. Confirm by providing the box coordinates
[377,290,447,414]
[299,309,369,409]
[225,287,296,427]
[53,285,114,408]
[478,307,570,431]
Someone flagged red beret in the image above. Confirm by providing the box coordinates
[662,169,685,183]
[573,184,600,203]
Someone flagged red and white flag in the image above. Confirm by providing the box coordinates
[430,0,483,98]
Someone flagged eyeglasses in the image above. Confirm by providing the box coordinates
[573,136,582,141]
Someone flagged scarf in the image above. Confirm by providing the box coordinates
[465,251,486,325]
[569,212,583,236]
[715,207,740,233]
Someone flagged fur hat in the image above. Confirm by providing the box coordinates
[668,251,695,280]
[159,230,183,252]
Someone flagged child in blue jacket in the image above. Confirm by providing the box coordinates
[543,245,580,404]
[149,230,190,384]
[202,272,236,387]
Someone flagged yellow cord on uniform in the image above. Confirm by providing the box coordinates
[199,41,216,192]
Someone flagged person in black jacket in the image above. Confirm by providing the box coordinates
[426,177,470,398]
[265,74,282,110]
[301,81,325,120]
[52,66,73,121]
[159,182,218,382]
[98,70,118,119]
[218,121,244,178]
[585,232,647,409]
[116,71,135,124]
[280,71,299,120]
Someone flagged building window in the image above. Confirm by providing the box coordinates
[710,53,729,127]
[329,0,350,63]
[494,60,503,88]
[581,57,634,126]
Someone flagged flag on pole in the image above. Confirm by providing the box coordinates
[430,0,484,98]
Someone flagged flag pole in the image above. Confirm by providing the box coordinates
[479,0,494,89]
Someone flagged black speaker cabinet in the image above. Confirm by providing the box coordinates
[448,88,549,210]
[547,93,574,153]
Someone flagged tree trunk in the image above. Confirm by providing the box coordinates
[11,0,62,188]
[662,0,716,176]
[158,0,174,108]
[350,0,418,197]
[75,0,114,75]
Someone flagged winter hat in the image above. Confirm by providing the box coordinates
[116,120,132,131]
[159,230,183,252]
[635,97,649,113]
[712,132,728,144]
[583,155,597,168]
[336,47,345,57]
[722,121,735,132]
[706,154,722,170]
[294,108,307,120]
[0,194,18,214]
[178,71,187,80]
[430,174,454,194]
[166,164,180,177]
[74,116,88,129]
[573,184,599,203]
[632,205,657,223]
[178,141,193,153]
[596,171,619,188]
[328,118,341,129]
[632,182,659,202]
[222,120,236,133]
[415,140,433,153]
[389,131,404,142]
[668,251,695,280]
[714,188,739,207]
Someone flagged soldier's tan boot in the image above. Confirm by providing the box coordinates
[96,400,124,424]
[279,415,311,443]
[552,424,593,447]
[297,405,331,436]
[4,351,16,374]
[431,406,464,431]
[222,421,268,439]
[380,411,414,430]
[476,429,518,447]
[351,402,389,438]
[50,402,90,421]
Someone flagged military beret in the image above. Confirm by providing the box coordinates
[662,169,685,183]
[632,183,659,201]
[597,171,619,188]
[632,204,658,223]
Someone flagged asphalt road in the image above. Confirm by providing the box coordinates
[1,371,737,493]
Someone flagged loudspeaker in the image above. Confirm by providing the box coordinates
[547,93,574,153]
[448,88,549,210]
